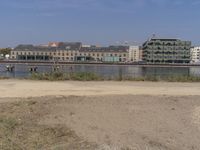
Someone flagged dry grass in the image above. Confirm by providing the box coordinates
[0,98,97,150]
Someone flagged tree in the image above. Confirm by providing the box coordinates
[0,48,12,56]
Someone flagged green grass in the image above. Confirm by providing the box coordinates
[1,71,199,82]
[30,72,102,81]
[123,75,200,82]
[0,76,10,80]
[0,117,18,131]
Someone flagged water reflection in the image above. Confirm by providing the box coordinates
[0,63,200,78]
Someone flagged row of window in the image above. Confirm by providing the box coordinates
[13,52,127,57]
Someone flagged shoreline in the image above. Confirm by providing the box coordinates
[1,60,200,67]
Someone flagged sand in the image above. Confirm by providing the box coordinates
[1,80,200,150]
[0,79,200,99]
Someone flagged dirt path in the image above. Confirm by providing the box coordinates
[0,80,200,100]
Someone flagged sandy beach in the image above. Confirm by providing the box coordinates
[1,80,200,150]
[1,79,200,99]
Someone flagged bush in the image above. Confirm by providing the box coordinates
[30,72,200,82]
[30,72,101,81]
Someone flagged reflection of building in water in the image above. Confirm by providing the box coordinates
[190,47,200,64]
[141,67,190,77]
[189,67,200,77]
[126,66,143,77]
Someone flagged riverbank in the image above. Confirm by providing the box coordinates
[0,79,200,99]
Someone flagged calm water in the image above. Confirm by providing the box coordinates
[1,63,200,79]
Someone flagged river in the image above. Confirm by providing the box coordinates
[0,63,200,79]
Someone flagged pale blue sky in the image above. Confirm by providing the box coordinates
[0,0,200,47]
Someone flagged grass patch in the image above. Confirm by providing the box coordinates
[0,117,18,131]
[28,72,200,82]
[0,98,98,150]
[0,76,10,80]
[123,75,200,82]
[30,72,102,81]
[164,75,200,82]
[70,72,102,81]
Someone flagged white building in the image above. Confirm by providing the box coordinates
[190,47,200,63]
[82,45,91,48]
[128,46,140,62]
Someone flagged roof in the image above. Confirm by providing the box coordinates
[56,42,82,50]
[13,42,82,51]
[80,46,129,52]
[13,45,56,52]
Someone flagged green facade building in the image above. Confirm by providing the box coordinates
[142,38,191,64]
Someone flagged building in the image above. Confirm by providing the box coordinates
[11,45,56,61]
[78,46,129,62]
[54,42,82,61]
[11,42,129,63]
[128,46,140,62]
[139,47,143,61]
[190,47,200,63]
[142,38,191,64]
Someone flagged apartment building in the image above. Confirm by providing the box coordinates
[128,46,140,62]
[190,47,200,63]
[142,38,191,64]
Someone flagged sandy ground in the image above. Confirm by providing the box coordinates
[1,79,200,99]
[1,80,200,150]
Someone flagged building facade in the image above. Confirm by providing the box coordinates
[142,38,191,64]
[11,42,130,63]
[128,46,140,62]
[11,45,56,61]
[190,47,200,63]
[79,46,129,62]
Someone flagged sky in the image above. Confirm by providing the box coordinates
[0,0,200,47]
